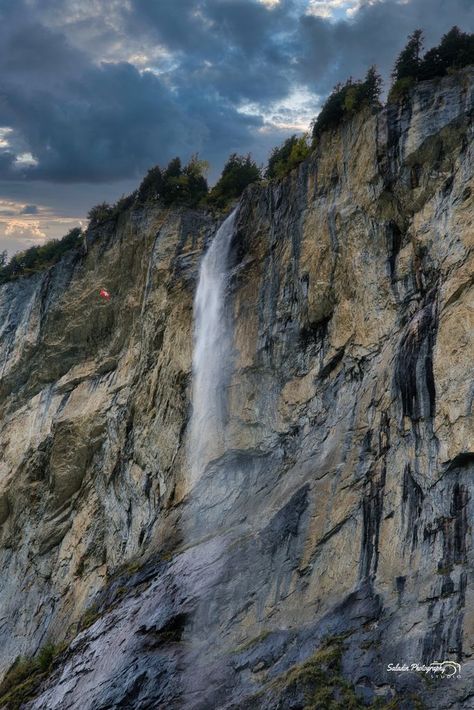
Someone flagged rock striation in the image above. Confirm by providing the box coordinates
[0,67,473,709]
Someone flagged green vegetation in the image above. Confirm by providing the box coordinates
[137,151,260,211]
[420,26,474,79]
[79,603,101,631]
[392,29,424,84]
[136,165,163,203]
[0,227,82,283]
[264,633,425,709]
[87,191,137,226]
[312,66,382,141]
[87,201,114,224]
[208,153,261,207]
[266,134,311,180]
[161,155,209,207]
[0,643,64,710]
[390,26,474,101]
[133,155,210,208]
[436,564,453,575]
[271,634,366,709]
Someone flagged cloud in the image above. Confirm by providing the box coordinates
[20,204,39,214]
[0,0,472,191]
[5,219,46,240]
[0,1,272,183]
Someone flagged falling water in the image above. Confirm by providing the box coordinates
[188,208,237,484]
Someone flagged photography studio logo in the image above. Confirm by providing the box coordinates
[387,661,461,678]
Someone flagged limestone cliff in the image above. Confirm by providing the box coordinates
[0,68,473,709]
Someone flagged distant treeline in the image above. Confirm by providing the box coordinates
[1,26,472,282]
[0,228,82,283]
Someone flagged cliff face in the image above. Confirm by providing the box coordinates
[0,68,472,709]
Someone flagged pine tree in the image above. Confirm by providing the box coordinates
[137,165,163,203]
[362,66,383,105]
[162,157,183,205]
[418,26,474,81]
[392,29,424,82]
[209,153,260,206]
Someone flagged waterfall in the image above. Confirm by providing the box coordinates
[188,208,237,484]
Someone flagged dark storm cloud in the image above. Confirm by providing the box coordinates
[128,0,297,101]
[0,0,266,183]
[127,0,473,98]
[296,0,474,94]
[0,0,472,187]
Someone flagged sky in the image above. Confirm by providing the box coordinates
[0,0,472,256]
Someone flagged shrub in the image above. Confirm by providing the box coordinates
[112,193,136,214]
[87,192,137,226]
[0,643,63,710]
[312,66,382,141]
[388,76,416,103]
[87,202,113,224]
[208,153,261,207]
[266,135,311,180]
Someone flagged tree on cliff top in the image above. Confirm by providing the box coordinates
[208,153,261,207]
[312,66,382,141]
[390,26,474,101]
[137,165,163,203]
[266,135,311,180]
[87,201,113,224]
[392,29,424,83]
[419,26,474,80]
[161,155,209,207]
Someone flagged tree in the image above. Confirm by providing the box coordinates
[436,25,474,70]
[0,250,7,268]
[312,84,345,140]
[418,45,444,81]
[266,135,311,180]
[162,157,183,205]
[419,26,474,80]
[360,66,383,106]
[182,155,209,206]
[87,202,113,224]
[390,26,474,101]
[162,156,209,207]
[312,66,382,141]
[209,153,261,206]
[137,165,163,203]
[392,29,424,82]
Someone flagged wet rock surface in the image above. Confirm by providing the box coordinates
[0,68,473,708]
